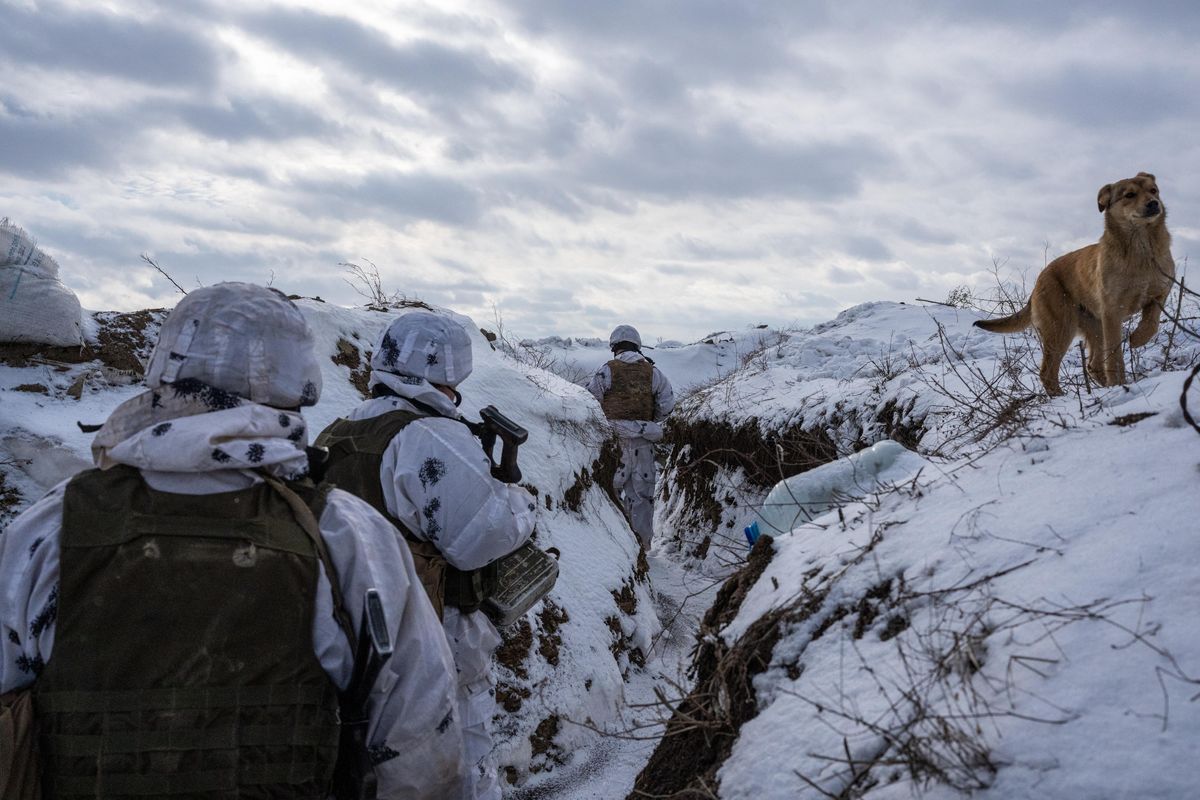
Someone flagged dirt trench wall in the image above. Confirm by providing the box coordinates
[657,395,925,569]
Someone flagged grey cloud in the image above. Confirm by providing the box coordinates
[625,59,688,106]
[922,0,1200,35]
[169,98,337,143]
[0,3,220,89]
[487,176,588,219]
[1004,63,1198,129]
[827,265,863,285]
[294,171,484,228]
[843,235,893,261]
[653,263,705,276]
[19,220,148,270]
[505,0,804,85]
[579,121,892,200]
[672,234,766,262]
[0,111,121,178]
[0,91,335,181]
[894,218,957,246]
[242,9,528,101]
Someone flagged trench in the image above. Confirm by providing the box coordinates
[508,405,927,798]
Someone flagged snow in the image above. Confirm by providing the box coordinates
[4,293,1199,798]
[647,301,1200,798]
[717,373,1200,797]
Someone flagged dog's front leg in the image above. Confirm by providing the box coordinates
[1128,299,1163,348]
[1100,313,1126,386]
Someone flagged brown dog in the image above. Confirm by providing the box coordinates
[974,172,1174,395]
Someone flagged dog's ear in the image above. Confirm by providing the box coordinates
[1097,183,1113,212]
[1136,171,1156,183]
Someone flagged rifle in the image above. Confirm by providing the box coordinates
[333,589,394,800]
[476,405,528,484]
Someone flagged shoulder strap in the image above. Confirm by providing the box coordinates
[259,475,358,654]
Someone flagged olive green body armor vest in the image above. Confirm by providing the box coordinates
[315,410,498,618]
[35,465,341,799]
[600,359,655,421]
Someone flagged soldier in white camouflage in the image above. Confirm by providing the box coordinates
[588,325,675,549]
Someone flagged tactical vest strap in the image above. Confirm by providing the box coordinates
[261,474,358,652]
[443,559,500,613]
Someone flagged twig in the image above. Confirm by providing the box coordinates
[140,254,187,295]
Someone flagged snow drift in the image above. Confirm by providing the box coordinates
[633,300,1200,798]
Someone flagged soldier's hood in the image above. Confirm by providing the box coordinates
[92,383,310,478]
[368,370,462,419]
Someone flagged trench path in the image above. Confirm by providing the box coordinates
[511,546,724,799]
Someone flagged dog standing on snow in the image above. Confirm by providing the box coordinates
[974,172,1174,395]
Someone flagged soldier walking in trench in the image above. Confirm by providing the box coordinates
[588,325,675,550]
[314,311,537,800]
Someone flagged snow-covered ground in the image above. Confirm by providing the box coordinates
[717,366,1200,798]
[4,294,1199,798]
[630,299,1200,798]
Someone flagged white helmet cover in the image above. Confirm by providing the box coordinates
[371,311,473,388]
[144,282,322,408]
[609,324,642,348]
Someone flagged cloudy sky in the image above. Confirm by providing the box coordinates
[3,1,1199,341]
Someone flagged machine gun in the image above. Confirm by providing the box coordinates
[476,405,528,484]
[333,589,393,800]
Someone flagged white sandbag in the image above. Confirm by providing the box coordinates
[756,440,929,535]
[0,218,83,347]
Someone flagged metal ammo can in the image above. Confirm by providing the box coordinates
[481,541,560,628]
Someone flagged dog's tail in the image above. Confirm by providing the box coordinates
[972,303,1032,334]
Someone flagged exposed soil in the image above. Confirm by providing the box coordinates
[0,309,164,376]
[537,600,570,666]
[496,617,534,680]
[0,469,22,527]
[529,715,567,773]
[496,681,532,713]
[83,310,165,375]
[562,436,622,513]
[661,416,838,537]
[331,337,372,399]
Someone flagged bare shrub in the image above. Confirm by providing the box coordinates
[341,260,430,311]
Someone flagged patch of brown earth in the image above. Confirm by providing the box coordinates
[0,470,22,527]
[495,617,533,680]
[661,417,838,537]
[495,681,531,713]
[537,600,570,666]
[561,436,623,514]
[528,715,567,773]
[84,310,164,375]
[331,337,372,399]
